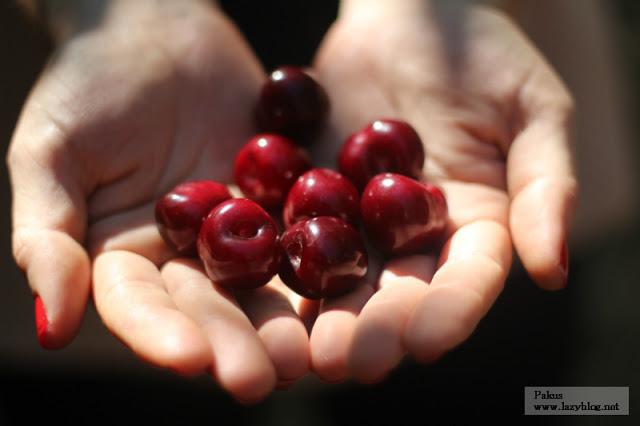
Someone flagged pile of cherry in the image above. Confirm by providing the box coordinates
[155,66,448,300]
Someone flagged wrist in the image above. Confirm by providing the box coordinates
[39,0,220,44]
[338,0,430,21]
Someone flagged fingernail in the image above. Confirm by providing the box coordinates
[34,296,51,348]
[559,241,569,287]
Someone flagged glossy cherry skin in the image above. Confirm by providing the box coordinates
[197,198,281,290]
[279,216,368,299]
[283,168,360,228]
[361,173,448,256]
[255,66,329,138]
[424,182,448,228]
[155,180,232,256]
[234,134,311,210]
[338,119,425,190]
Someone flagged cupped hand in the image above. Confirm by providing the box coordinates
[308,0,577,383]
[8,1,308,402]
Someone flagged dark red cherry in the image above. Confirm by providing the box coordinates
[234,134,311,210]
[338,119,425,190]
[279,216,368,299]
[424,182,448,231]
[283,168,360,228]
[197,198,281,290]
[255,66,329,138]
[155,180,232,256]
[361,173,448,256]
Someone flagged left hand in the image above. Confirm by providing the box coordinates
[308,0,577,383]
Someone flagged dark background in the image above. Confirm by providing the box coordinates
[1,1,638,424]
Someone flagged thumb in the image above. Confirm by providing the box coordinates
[8,100,91,349]
[507,61,578,290]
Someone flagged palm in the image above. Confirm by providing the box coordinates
[71,16,263,261]
[306,5,569,382]
[315,6,529,211]
[13,10,309,402]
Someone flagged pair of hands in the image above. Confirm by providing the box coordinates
[8,0,576,402]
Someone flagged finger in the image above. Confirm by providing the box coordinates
[88,202,172,265]
[404,220,511,362]
[439,180,508,232]
[309,247,383,383]
[93,251,211,375]
[89,181,243,265]
[347,255,437,383]
[236,277,310,386]
[339,0,429,20]
[289,290,322,334]
[508,64,577,290]
[7,109,91,349]
[161,259,277,403]
[309,283,375,383]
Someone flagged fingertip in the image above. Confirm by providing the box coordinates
[313,360,348,384]
[218,361,277,405]
[234,282,310,384]
[510,177,576,292]
[114,307,213,377]
[34,295,54,350]
[161,260,278,402]
[347,313,403,384]
[347,282,427,384]
[258,316,310,383]
[348,299,418,384]
[349,368,390,386]
[412,350,445,365]
[209,329,277,404]
[21,230,91,349]
[158,327,212,377]
[404,286,483,362]
[518,238,569,291]
[348,325,404,384]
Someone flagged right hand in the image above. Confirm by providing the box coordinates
[8,0,309,402]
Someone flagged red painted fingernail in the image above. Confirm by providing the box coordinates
[559,241,569,287]
[34,295,51,348]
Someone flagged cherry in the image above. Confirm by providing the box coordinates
[197,198,281,290]
[361,173,448,256]
[424,182,448,229]
[279,216,368,299]
[155,180,231,256]
[283,168,360,228]
[234,134,311,210]
[338,119,425,190]
[255,66,329,138]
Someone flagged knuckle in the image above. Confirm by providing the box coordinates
[7,136,66,177]
[7,104,71,173]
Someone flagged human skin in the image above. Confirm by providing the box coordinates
[307,0,577,383]
[7,0,310,403]
[7,0,577,399]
